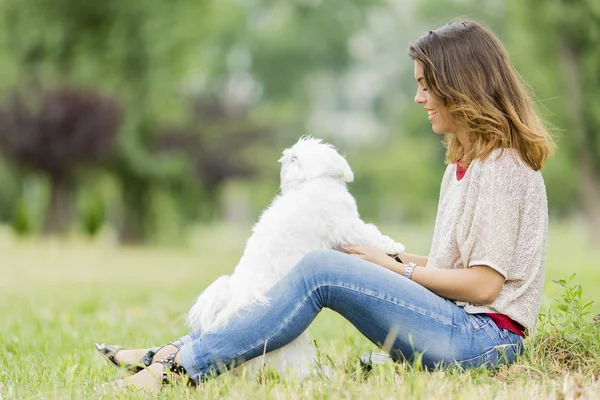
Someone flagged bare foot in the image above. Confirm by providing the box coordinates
[102,363,164,394]
[113,348,151,367]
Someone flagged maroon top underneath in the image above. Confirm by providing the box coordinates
[456,161,525,337]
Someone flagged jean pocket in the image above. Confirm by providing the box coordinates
[497,327,510,340]
[467,313,491,330]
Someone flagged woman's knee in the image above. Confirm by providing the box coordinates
[299,249,340,268]
[294,249,348,279]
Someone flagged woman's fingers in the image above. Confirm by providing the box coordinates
[341,244,364,254]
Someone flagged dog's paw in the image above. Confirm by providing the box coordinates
[388,242,406,255]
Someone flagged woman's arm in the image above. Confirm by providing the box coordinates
[342,244,504,304]
[382,259,504,304]
[396,252,429,268]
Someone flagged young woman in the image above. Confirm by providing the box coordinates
[98,19,554,392]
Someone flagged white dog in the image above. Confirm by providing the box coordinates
[186,137,405,378]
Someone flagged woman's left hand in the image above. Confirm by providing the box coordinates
[340,244,393,268]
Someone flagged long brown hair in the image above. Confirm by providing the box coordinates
[408,19,554,171]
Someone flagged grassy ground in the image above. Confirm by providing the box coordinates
[0,222,599,399]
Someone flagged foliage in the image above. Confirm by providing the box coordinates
[0,86,121,234]
[0,87,121,178]
[155,98,273,221]
[0,0,597,242]
[10,199,32,236]
[77,190,107,237]
[0,156,20,222]
[507,0,600,238]
[527,275,600,374]
[349,136,443,223]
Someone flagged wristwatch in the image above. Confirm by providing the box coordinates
[404,262,417,280]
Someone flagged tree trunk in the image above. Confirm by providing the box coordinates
[559,42,600,244]
[44,176,74,235]
[118,177,149,244]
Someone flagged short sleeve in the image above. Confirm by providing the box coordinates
[457,152,528,280]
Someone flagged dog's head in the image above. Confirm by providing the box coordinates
[278,137,354,192]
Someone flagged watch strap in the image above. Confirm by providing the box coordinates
[404,262,417,280]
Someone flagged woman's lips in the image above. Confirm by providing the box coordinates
[427,110,437,122]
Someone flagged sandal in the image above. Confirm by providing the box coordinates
[100,352,193,394]
[95,343,163,374]
[156,351,195,387]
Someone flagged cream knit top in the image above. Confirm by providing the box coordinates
[426,148,548,332]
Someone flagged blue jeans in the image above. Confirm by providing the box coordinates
[177,250,523,384]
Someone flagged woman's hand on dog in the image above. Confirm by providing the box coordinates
[341,244,395,268]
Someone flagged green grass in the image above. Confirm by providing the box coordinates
[0,222,599,399]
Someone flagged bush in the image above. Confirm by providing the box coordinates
[78,191,106,237]
[525,274,600,375]
[10,199,32,236]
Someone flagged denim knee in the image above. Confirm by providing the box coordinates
[294,249,350,282]
[304,249,338,263]
[297,249,340,272]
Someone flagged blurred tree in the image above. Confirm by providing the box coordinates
[0,87,121,234]
[0,0,380,240]
[0,0,474,241]
[77,189,106,237]
[0,156,19,223]
[156,98,272,220]
[0,0,207,241]
[507,0,600,240]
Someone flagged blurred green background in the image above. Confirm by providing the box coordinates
[0,0,598,247]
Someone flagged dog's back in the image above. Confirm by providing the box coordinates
[192,177,357,330]
[236,177,358,280]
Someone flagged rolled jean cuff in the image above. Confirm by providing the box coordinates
[180,342,206,385]
[172,334,195,350]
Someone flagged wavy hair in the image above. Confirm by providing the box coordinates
[408,19,554,170]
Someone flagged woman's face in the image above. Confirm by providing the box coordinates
[414,61,455,135]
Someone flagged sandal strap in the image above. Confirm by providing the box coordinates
[94,343,124,367]
[157,351,187,382]
[139,341,181,367]
[139,345,165,367]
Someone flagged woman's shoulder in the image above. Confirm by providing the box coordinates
[473,148,541,180]
[467,148,547,206]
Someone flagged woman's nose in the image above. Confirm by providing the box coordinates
[414,90,425,104]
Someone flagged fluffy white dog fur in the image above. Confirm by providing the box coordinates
[186,137,405,378]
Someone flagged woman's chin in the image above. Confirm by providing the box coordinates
[431,125,445,134]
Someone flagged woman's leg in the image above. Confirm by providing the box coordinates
[176,250,523,384]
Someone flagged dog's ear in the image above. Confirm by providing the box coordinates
[283,158,306,182]
[278,149,292,164]
[339,155,354,183]
[279,148,310,189]
[327,152,354,183]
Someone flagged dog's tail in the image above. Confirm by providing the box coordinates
[186,275,231,333]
